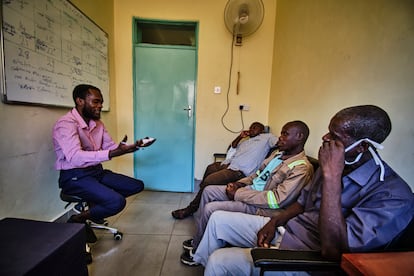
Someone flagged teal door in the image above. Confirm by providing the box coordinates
[133,45,196,192]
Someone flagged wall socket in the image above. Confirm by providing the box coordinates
[239,104,250,111]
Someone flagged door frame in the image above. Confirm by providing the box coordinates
[132,18,198,191]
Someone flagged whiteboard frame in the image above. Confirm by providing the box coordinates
[0,0,110,111]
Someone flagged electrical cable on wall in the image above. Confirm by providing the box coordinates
[220,27,245,134]
[221,0,264,134]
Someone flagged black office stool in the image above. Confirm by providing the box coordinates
[60,191,123,240]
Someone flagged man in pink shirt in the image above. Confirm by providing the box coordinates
[53,84,153,230]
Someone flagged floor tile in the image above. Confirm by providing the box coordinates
[113,201,177,235]
[171,216,197,236]
[161,234,204,276]
[133,190,183,205]
[85,189,204,276]
[88,234,169,276]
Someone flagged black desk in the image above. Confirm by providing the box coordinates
[0,217,88,276]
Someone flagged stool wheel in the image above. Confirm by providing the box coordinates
[114,232,123,240]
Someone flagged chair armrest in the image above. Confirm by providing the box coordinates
[251,248,340,271]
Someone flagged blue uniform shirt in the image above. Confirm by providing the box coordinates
[280,158,414,251]
[227,133,277,176]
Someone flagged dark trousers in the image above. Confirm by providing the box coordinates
[187,162,245,213]
[59,165,144,220]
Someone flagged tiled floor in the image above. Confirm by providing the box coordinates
[86,190,204,276]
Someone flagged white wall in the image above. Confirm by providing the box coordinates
[0,104,64,220]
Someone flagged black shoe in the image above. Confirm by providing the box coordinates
[171,207,193,219]
[73,203,108,225]
[67,215,97,243]
[180,250,200,266]
[182,238,194,251]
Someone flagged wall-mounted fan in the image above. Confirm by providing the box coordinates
[224,0,265,46]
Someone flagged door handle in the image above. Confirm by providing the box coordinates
[183,105,192,118]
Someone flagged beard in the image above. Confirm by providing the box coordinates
[83,107,101,120]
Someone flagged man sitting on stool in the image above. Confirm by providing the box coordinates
[53,84,154,239]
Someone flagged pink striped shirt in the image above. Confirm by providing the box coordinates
[52,108,118,170]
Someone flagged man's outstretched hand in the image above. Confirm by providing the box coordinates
[109,135,155,158]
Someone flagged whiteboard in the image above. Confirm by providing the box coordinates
[0,0,110,110]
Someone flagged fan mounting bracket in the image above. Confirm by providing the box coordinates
[235,34,243,46]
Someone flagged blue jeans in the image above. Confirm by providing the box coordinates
[59,164,144,220]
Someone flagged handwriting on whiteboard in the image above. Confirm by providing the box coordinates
[2,0,109,110]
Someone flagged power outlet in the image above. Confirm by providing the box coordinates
[239,104,250,111]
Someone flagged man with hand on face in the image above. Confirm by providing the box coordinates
[53,84,154,235]
[180,121,314,266]
[192,105,414,276]
[172,122,277,219]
